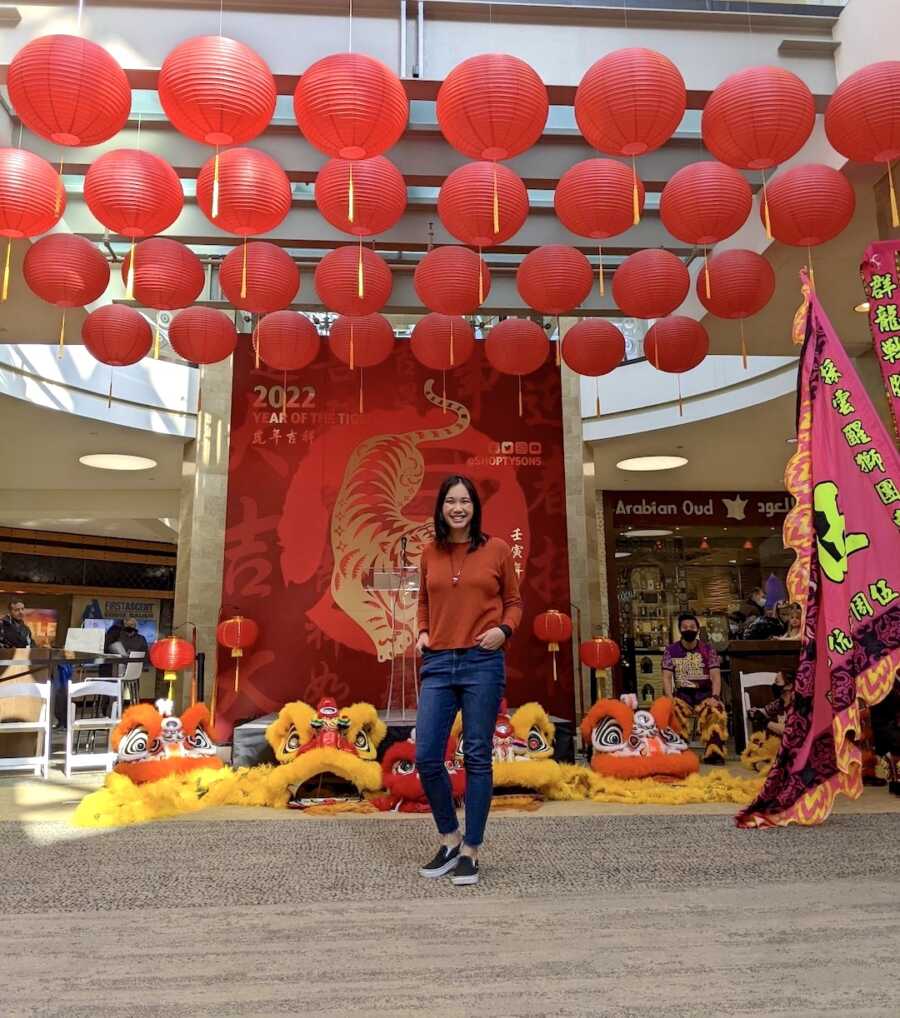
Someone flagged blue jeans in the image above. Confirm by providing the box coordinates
[415,647,505,848]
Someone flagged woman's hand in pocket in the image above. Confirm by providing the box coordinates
[416,631,430,656]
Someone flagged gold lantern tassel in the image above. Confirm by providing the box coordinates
[357,238,364,298]
[57,309,66,358]
[359,367,365,414]
[164,670,177,702]
[449,317,455,367]
[478,248,484,303]
[807,246,816,291]
[210,675,219,727]
[555,317,561,366]
[740,319,748,370]
[154,311,161,360]
[233,649,242,693]
[550,642,559,683]
[442,369,447,414]
[254,315,261,369]
[677,374,683,417]
[761,168,773,241]
[124,238,136,299]
[888,161,899,228]
[212,147,220,219]
[55,156,64,215]
[348,161,355,224]
[518,374,523,418]
[595,377,602,418]
[704,247,711,299]
[1,237,11,302]
[597,244,605,296]
[492,163,500,236]
[631,156,640,226]
[107,368,114,409]
[349,321,355,371]
[241,237,248,300]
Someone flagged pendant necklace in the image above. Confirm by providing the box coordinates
[450,542,468,586]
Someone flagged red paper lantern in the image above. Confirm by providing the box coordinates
[410,314,475,370]
[438,162,529,247]
[122,238,205,310]
[644,316,709,373]
[7,35,131,146]
[315,246,392,315]
[436,53,549,160]
[533,609,572,682]
[485,318,549,375]
[294,53,408,159]
[196,148,292,235]
[216,615,259,693]
[158,36,276,145]
[697,250,775,319]
[329,314,395,367]
[253,311,320,371]
[702,66,815,170]
[414,246,491,315]
[149,636,195,698]
[23,234,110,306]
[82,305,152,365]
[219,242,299,313]
[826,61,900,164]
[612,249,689,319]
[575,48,686,156]
[555,158,645,239]
[315,156,406,237]
[84,150,184,238]
[763,164,855,246]
[168,307,238,365]
[0,149,65,237]
[580,637,620,670]
[561,320,625,376]
[659,161,752,246]
[516,245,593,314]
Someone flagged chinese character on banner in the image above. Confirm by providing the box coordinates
[737,274,900,831]
[860,241,900,440]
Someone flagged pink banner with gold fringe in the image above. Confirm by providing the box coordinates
[737,278,900,828]
[860,241,900,441]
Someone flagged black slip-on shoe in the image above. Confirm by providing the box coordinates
[450,855,479,886]
[418,843,461,878]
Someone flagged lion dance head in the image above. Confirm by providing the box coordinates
[112,699,223,784]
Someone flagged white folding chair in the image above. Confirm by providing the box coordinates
[64,680,122,777]
[739,671,777,749]
[119,652,145,706]
[0,682,51,777]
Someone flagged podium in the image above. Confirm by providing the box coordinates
[367,565,421,722]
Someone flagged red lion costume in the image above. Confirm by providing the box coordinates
[112,699,223,784]
[372,736,465,812]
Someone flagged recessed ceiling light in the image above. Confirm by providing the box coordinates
[615,551,631,558]
[616,455,688,472]
[854,301,870,314]
[729,559,737,564]
[623,529,673,538]
[79,454,157,471]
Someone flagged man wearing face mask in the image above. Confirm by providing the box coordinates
[739,587,767,622]
[101,616,148,679]
[661,612,728,765]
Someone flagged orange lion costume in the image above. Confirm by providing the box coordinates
[112,698,223,784]
[581,694,700,780]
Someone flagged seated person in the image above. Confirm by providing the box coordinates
[662,612,727,765]
[741,672,794,773]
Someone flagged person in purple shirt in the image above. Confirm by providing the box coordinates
[662,611,728,765]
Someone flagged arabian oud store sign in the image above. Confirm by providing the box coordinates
[611,491,794,529]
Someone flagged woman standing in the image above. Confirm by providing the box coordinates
[415,474,522,886]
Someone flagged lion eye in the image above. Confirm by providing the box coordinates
[527,727,549,753]
[592,717,624,752]
[392,759,416,775]
[119,728,150,759]
[355,730,371,753]
[284,725,301,753]
[187,729,213,752]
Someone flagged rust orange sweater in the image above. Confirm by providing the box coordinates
[417,537,523,650]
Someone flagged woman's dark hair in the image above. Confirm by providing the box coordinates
[433,475,488,550]
[677,611,699,627]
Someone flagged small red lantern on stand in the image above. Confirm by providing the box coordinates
[149,636,195,703]
[533,610,573,683]
[216,616,259,696]
[579,637,621,699]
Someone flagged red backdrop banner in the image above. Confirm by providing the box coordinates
[216,337,573,733]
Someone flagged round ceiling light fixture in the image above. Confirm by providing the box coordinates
[623,528,673,538]
[616,455,688,471]
[614,551,632,558]
[78,454,157,471]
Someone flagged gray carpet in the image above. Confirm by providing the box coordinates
[2,814,899,1016]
